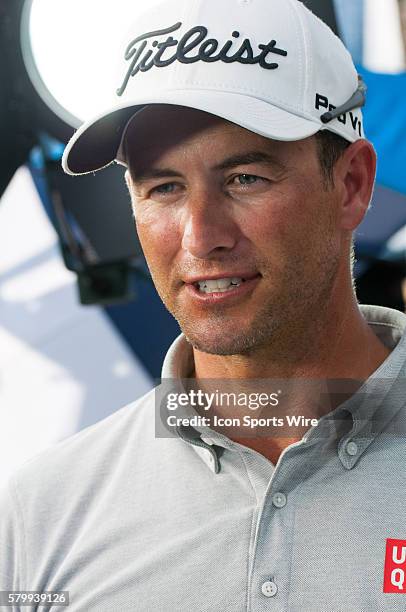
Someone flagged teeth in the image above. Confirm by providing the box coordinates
[215,279,231,289]
[197,277,244,293]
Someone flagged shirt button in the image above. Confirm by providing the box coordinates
[346,441,358,456]
[272,492,287,508]
[261,581,278,597]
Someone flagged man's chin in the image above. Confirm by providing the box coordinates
[182,328,261,357]
[171,307,272,356]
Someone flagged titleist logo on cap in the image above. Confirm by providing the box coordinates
[117,22,288,96]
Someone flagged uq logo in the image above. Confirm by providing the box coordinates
[383,539,406,593]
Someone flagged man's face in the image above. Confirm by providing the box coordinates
[125,105,344,356]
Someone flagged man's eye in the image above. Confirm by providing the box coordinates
[151,183,177,195]
[232,174,264,186]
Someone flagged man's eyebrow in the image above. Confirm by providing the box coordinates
[130,168,184,184]
[213,150,286,172]
[130,150,285,184]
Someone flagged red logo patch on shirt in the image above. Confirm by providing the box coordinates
[383,539,406,593]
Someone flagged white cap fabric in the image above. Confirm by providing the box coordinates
[62,0,365,176]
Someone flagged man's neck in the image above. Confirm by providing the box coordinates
[191,301,392,465]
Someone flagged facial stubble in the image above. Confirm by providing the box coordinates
[152,213,341,359]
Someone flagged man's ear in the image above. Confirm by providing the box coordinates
[335,139,377,231]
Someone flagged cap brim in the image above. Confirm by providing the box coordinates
[62,89,321,176]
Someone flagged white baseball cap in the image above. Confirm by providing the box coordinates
[62,0,366,176]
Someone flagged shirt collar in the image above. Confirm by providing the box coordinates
[161,334,229,473]
[161,305,406,473]
[334,304,406,468]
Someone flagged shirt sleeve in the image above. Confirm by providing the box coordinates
[0,476,25,600]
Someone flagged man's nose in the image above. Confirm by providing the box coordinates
[181,188,239,259]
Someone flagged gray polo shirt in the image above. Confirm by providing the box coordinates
[1,304,406,612]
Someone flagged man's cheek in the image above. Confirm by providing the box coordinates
[136,226,177,284]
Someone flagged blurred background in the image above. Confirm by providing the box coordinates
[0,0,406,486]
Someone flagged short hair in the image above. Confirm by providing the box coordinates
[314,130,351,187]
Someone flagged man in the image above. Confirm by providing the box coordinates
[1,0,406,610]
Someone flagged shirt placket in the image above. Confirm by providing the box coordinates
[246,424,336,612]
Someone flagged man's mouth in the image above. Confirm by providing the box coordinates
[195,277,244,294]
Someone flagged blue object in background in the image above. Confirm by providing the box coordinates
[334,0,364,64]
[359,66,406,196]
[334,0,406,268]
[333,0,406,196]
